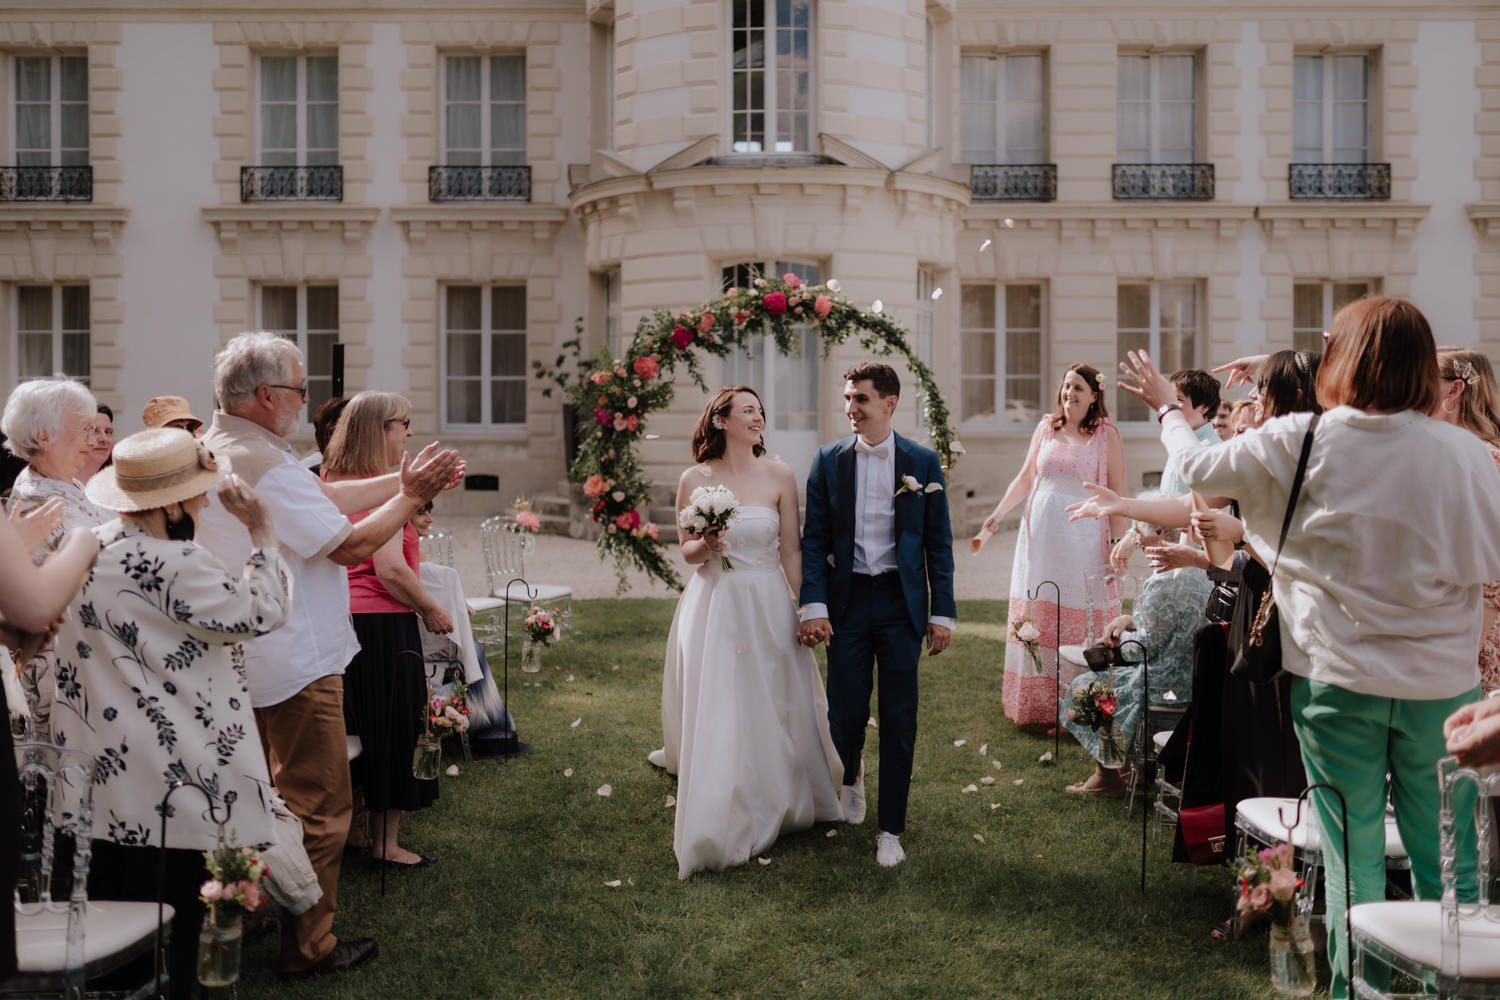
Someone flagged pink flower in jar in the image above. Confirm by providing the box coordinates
[200,880,224,902]
[1248,884,1271,911]
[633,356,660,379]
[239,880,263,910]
[515,510,542,532]
[763,292,788,316]
[814,294,832,319]
[1269,867,1300,901]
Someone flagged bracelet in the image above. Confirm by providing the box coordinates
[1155,402,1182,423]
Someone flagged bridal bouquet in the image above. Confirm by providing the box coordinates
[678,485,741,570]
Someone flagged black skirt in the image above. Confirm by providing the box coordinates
[345,611,439,813]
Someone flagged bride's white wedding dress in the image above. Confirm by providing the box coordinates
[648,506,845,878]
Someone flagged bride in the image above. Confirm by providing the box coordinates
[649,385,844,878]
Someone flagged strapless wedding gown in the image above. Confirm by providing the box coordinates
[649,506,844,878]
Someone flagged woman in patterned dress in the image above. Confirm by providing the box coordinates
[1434,346,1500,693]
[51,428,292,1000]
[983,364,1128,726]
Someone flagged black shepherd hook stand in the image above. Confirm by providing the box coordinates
[1279,783,1354,993]
[155,778,234,1000]
[499,576,539,759]
[1115,637,1151,894]
[1026,579,1062,758]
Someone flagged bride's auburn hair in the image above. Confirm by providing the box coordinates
[692,385,767,462]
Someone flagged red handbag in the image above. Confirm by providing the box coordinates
[1179,804,1228,866]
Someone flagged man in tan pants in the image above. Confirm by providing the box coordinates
[197,332,462,978]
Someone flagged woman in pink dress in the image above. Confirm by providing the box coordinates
[983,364,1128,725]
[1435,347,1500,693]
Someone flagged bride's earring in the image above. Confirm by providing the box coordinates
[711,415,725,430]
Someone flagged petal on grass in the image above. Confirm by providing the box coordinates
[571,717,582,728]
[757,857,772,866]
[990,803,1002,811]
[445,765,460,776]
[867,716,878,729]
[953,739,967,747]
[1012,778,1025,785]
[597,784,612,797]
[567,674,575,682]
[973,833,986,844]
[826,828,838,838]
[563,768,574,777]
[992,761,1004,771]
[961,784,978,794]
[603,880,622,888]
[664,795,676,808]
[980,776,996,785]
[978,743,988,756]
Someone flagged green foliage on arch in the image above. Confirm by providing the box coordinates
[562,272,960,591]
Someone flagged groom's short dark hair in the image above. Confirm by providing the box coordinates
[843,362,900,399]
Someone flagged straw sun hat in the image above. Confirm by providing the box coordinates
[87,427,223,512]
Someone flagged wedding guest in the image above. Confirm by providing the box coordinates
[322,392,452,867]
[2,376,112,737]
[305,395,350,475]
[982,364,1126,726]
[1063,505,1211,797]
[141,395,204,436]
[1159,299,1500,1000]
[82,403,113,478]
[195,332,462,979]
[1433,347,1500,694]
[52,429,291,1000]
[1212,401,1234,441]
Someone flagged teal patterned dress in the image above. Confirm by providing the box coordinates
[1063,566,1212,764]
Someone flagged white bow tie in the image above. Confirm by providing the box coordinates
[855,440,889,459]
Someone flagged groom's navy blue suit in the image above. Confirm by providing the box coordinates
[800,433,956,834]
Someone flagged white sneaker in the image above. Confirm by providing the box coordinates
[875,831,905,868]
[840,762,866,825]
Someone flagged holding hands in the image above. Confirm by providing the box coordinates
[797,617,833,648]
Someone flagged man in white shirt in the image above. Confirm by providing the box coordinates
[798,362,956,868]
[196,333,462,979]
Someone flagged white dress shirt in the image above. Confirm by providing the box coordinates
[802,432,955,632]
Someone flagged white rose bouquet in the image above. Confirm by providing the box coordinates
[678,484,742,571]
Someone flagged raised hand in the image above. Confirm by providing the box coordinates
[1116,350,1177,411]
[12,497,62,552]
[401,445,465,503]
[412,441,467,492]
[1190,509,1244,546]
[1065,481,1127,522]
[1211,354,1270,390]
[1144,540,1210,573]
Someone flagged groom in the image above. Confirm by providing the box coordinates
[797,362,956,868]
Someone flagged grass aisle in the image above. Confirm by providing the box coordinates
[247,599,1292,1000]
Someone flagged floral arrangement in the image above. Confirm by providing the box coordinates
[1236,841,1305,927]
[1009,617,1044,674]
[199,837,269,920]
[542,270,959,592]
[677,485,741,571]
[1069,679,1126,763]
[429,679,471,734]
[524,605,560,646]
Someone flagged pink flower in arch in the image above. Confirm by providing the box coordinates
[582,474,608,498]
[782,272,803,290]
[670,324,693,348]
[697,313,715,334]
[594,407,612,427]
[763,291,788,316]
[814,294,832,319]
[633,356,660,380]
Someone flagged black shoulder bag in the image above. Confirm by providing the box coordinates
[1228,413,1320,685]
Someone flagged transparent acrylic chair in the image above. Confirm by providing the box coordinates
[479,515,574,637]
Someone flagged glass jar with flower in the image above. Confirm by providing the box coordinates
[1236,840,1316,996]
[1068,678,1126,768]
[197,837,269,987]
[514,496,541,533]
[522,605,559,672]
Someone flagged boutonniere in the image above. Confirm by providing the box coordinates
[894,474,943,498]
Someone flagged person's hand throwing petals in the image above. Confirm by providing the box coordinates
[1066,482,1128,523]
[1116,350,1177,411]
[1445,696,1500,769]
[1211,354,1270,390]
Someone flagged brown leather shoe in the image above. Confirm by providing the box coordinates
[281,937,378,980]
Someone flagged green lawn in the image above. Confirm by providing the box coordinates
[243,599,1300,1000]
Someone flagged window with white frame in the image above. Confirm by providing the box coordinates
[959,284,1043,426]
[1293,54,1370,163]
[730,0,812,153]
[14,56,88,166]
[960,53,1045,164]
[15,285,89,384]
[1116,282,1199,422]
[1293,280,1373,353]
[258,55,338,166]
[444,285,526,429]
[1117,53,1197,163]
[442,55,526,166]
[603,268,622,358]
[259,285,338,418]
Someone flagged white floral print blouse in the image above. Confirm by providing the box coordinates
[52,518,292,850]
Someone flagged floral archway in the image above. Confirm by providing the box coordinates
[560,272,961,591]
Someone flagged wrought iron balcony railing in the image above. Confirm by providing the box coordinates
[429,165,532,202]
[0,166,92,202]
[1289,163,1391,201]
[240,166,343,202]
[1112,163,1215,201]
[970,164,1057,202]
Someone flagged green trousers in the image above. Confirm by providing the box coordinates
[1289,677,1480,1000]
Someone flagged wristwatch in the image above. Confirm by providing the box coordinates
[1156,402,1182,423]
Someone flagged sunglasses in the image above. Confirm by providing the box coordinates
[386,417,411,429]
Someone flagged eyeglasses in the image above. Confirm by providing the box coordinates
[386,417,411,429]
[267,384,309,401]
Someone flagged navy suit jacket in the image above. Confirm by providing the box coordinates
[799,433,957,637]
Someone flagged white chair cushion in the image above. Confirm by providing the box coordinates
[1057,644,1088,669]
[1236,796,1409,860]
[498,584,573,604]
[15,900,174,973]
[465,597,504,614]
[1352,900,1500,978]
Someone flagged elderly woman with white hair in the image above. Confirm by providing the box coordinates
[1,376,113,737]
[1061,499,1212,797]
